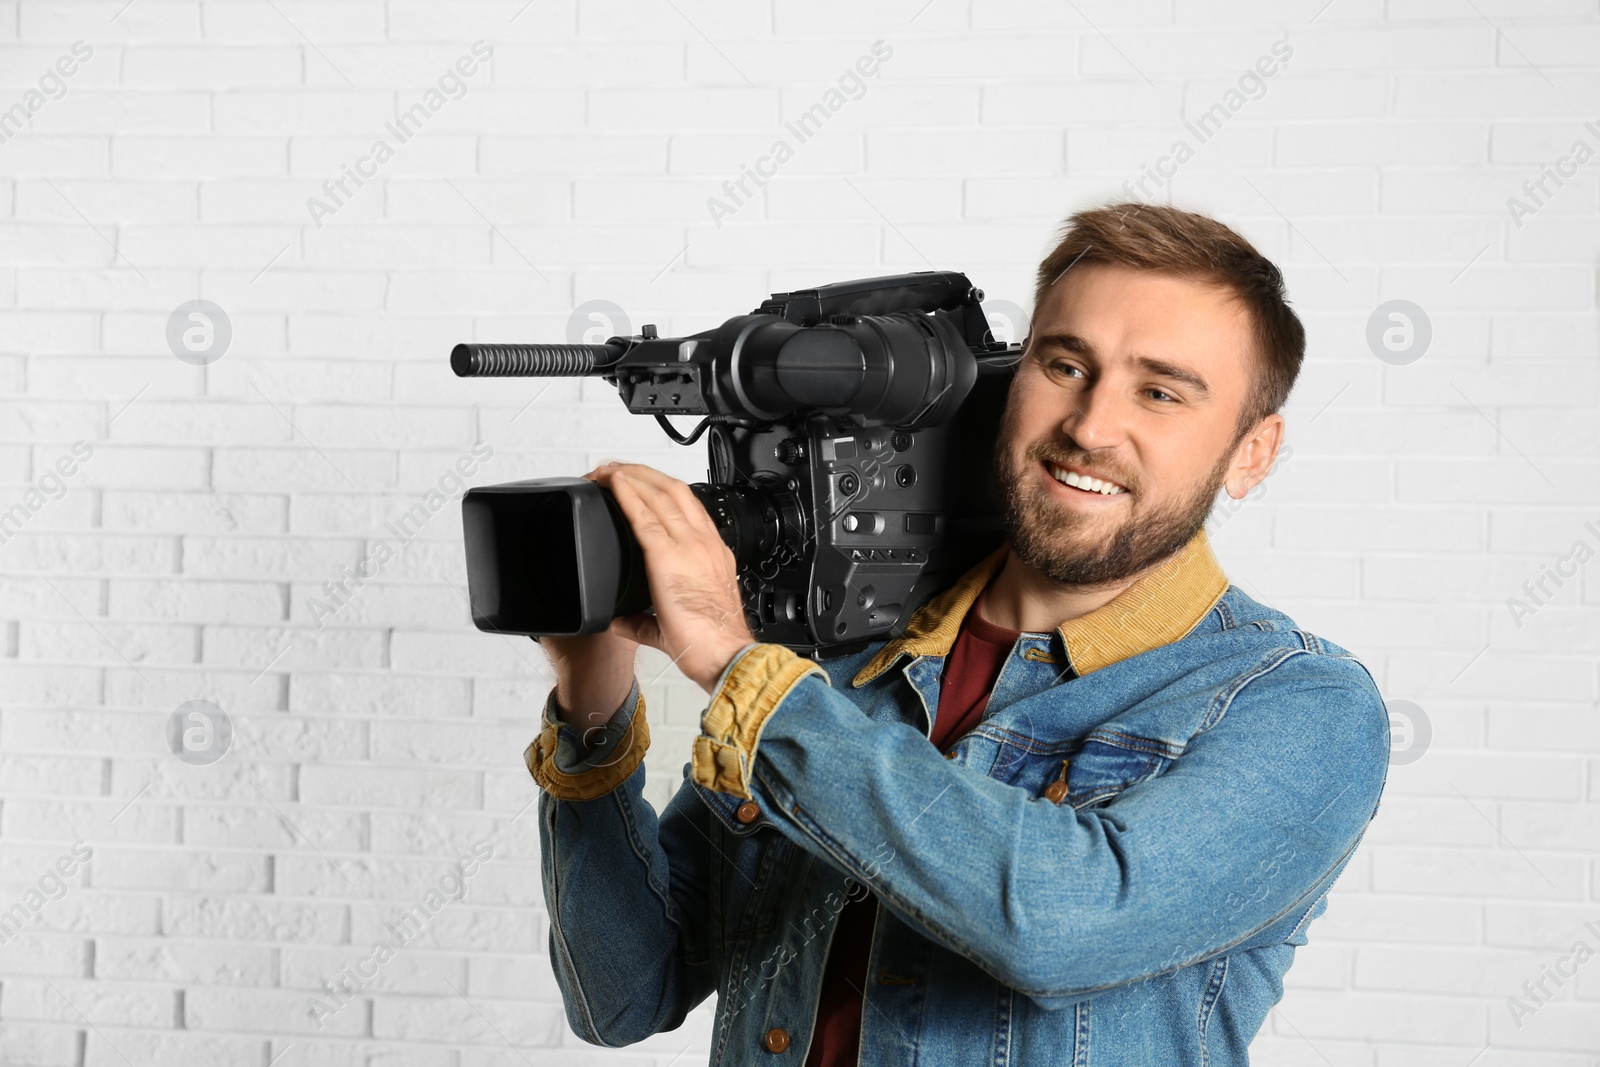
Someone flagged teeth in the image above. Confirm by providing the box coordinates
[1051,464,1125,496]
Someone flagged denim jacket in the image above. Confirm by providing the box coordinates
[527,529,1391,1065]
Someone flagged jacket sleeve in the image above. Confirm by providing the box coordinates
[693,643,1391,1009]
[533,678,721,1045]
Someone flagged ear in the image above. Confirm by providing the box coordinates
[1224,413,1284,499]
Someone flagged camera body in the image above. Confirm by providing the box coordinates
[453,271,1021,659]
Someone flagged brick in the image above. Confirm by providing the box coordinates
[0,47,120,89]
[103,666,287,714]
[299,765,479,810]
[0,1022,79,1067]
[43,91,211,135]
[0,932,88,977]
[183,802,364,852]
[388,1,577,41]
[1273,989,1484,1043]
[121,46,302,88]
[305,225,492,269]
[1,975,174,1027]
[187,984,365,1036]
[162,895,344,943]
[592,86,776,130]
[19,1,201,41]
[384,269,572,314]
[201,179,382,223]
[199,623,385,672]
[1491,121,1600,164]
[1372,845,1586,899]
[290,580,459,629]
[1388,0,1592,14]
[84,1032,265,1067]
[684,222,877,267]
[15,269,203,315]
[290,134,481,182]
[2,532,179,575]
[1396,73,1600,118]
[113,135,289,178]
[389,629,549,677]
[0,136,108,176]
[368,721,529,766]
[0,753,104,796]
[5,708,174,762]
[1355,945,1537,996]
[109,757,296,804]
[499,43,687,88]
[290,404,474,449]
[87,847,269,892]
[281,944,466,995]
[466,952,561,999]
[1363,553,1498,602]
[207,450,394,496]
[430,89,586,136]
[289,672,471,719]
[370,812,538,861]
[1364,797,1497,848]
[371,991,564,1044]
[1488,1000,1600,1052]
[876,128,1064,174]
[94,934,275,985]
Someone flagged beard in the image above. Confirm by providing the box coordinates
[995,424,1233,589]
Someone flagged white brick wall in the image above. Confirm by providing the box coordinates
[0,1,1597,1064]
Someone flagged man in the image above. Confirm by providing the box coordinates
[526,202,1390,1065]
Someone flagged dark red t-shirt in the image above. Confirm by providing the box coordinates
[803,589,1021,1067]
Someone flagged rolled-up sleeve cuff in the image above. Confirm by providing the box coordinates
[524,677,648,801]
[691,644,828,800]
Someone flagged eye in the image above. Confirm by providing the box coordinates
[1045,360,1084,379]
[1146,388,1177,403]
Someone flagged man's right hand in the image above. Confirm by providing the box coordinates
[539,622,638,733]
[536,464,640,735]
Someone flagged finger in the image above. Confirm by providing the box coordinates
[607,469,672,546]
[630,465,715,535]
[582,459,623,483]
[615,463,720,540]
[611,611,664,652]
[611,466,693,540]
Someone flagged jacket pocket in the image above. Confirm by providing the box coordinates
[694,781,791,942]
[1065,735,1173,809]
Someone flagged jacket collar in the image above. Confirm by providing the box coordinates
[850,527,1230,687]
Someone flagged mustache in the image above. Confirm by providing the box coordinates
[1022,440,1134,492]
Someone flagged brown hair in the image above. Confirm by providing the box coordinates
[1032,201,1305,444]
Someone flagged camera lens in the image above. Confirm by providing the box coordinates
[691,483,780,569]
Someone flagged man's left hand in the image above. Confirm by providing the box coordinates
[587,461,757,694]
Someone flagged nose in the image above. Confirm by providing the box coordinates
[1058,378,1127,452]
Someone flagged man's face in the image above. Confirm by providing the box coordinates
[996,262,1272,587]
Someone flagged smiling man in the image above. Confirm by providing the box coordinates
[526,202,1391,1066]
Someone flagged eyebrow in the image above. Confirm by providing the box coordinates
[1032,332,1213,400]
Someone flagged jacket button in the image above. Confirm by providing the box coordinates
[1043,780,1068,804]
[736,801,761,824]
[763,1026,790,1053]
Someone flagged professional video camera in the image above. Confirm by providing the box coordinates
[451,270,1022,658]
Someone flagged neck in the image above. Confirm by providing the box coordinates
[979,548,1151,632]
